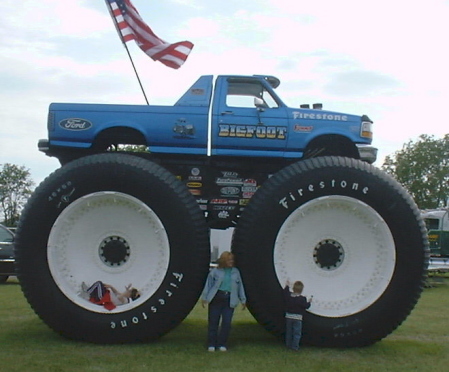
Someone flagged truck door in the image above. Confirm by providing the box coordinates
[211,77,289,157]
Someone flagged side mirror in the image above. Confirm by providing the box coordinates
[254,97,266,110]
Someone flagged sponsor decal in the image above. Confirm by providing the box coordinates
[293,125,313,132]
[222,171,239,177]
[220,186,240,196]
[59,118,92,131]
[191,88,205,95]
[196,198,208,204]
[218,124,287,139]
[213,205,236,211]
[186,182,202,188]
[188,176,202,181]
[173,118,195,138]
[189,189,201,196]
[241,186,257,193]
[228,199,238,205]
[292,112,348,121]
[216,177,244,186]
[239,199,250,206]
[428,234,438,241]
[210,199,228,204]
[243,179,257,186]
[278,179,369,209]
[218,211,230,219]
[191,168,200,176]
[242,192,255,199]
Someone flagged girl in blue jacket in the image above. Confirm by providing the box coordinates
[201,251,246,352]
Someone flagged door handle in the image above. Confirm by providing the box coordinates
[220,111,234,115]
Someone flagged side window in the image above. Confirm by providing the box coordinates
[0,227,13,242]
[226,80,279,109]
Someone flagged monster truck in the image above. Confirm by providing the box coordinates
[422,208,449,272]
[15,74,428,347]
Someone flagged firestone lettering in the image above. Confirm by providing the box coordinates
[48,181,73,202]
[218,124,287,139]
[279,180,369,209]
[292,112,348,121]
[110,272,184,330]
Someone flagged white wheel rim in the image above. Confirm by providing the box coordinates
[47,192,170,313]
[274,195,395,317]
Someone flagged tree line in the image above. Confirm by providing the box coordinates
[0,163,34,227]
[1,134,448,227]
[382,134,449,209]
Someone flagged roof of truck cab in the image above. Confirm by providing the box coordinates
[422,209,448,219]
[219,75,280,89]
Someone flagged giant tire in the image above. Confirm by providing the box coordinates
[15,153,210,343]
[232,157,429,347]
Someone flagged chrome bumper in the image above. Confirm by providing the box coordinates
[357,144,377,164]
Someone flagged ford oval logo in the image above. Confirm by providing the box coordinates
[220,186,240,195]
[59,118,92,131]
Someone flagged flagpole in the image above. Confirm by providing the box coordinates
[104,0,149,105]
[122,43,150,105]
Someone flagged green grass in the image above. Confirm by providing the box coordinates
[1,276,449,372]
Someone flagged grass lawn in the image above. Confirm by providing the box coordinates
[1,275,448,372]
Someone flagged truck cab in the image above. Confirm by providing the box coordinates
[422,208,449,256]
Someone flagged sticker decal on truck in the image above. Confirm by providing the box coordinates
[218,124,287,139]
[59,118,92,131]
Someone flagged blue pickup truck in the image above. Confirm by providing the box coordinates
[16,74,427,348]
[39,74,376,164]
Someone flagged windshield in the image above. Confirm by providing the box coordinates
[425,218,440,231]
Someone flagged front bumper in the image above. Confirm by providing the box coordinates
[38,138,50,152]
[0,259,15,276]
[357,144,377,164]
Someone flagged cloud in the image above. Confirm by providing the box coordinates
[324,70,401,96]
[0,0,108,39]
[1,0,448,185]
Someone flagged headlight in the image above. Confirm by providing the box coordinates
[361,121,373,139]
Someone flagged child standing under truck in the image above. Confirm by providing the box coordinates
[284,280,312,351]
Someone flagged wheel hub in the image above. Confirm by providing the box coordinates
[99,236,130,267]
[313,239,344,270]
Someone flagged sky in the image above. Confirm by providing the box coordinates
[1,0,448,186]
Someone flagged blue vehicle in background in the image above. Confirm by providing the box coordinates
[16,74,428,348]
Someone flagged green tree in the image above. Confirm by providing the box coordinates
[382,134,449,209]
[0,163,34,226]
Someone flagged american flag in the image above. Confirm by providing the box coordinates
[106,0,194,69]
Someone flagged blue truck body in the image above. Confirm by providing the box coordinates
[40,75,376,162]
[39,74,377,228]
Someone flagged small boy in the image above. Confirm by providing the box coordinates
[284,280,312,351]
